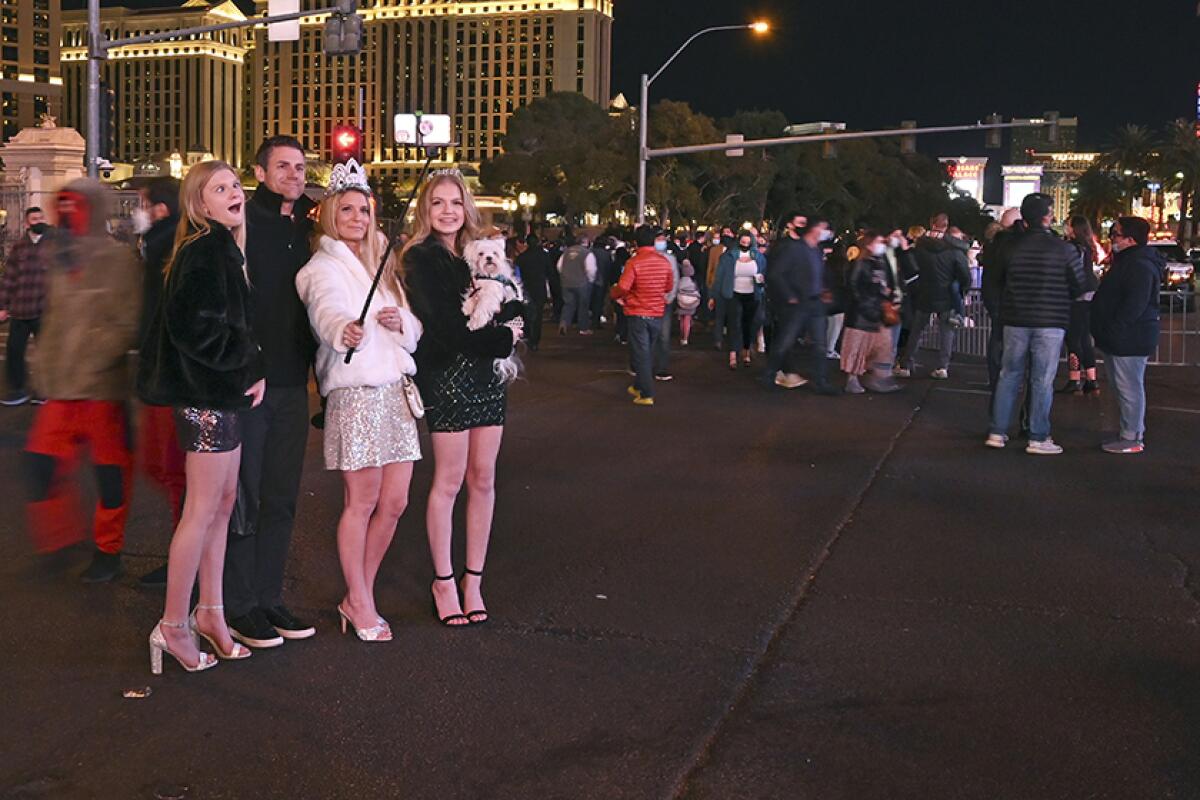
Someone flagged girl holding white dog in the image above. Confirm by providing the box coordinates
[295,161,423,642]
[403,170,524,627]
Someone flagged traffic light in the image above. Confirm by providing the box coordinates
[985,114,1002,149]
[1044,110,1060,146]
[900,120,916,155]
[323,0,363,56]
[332,124,363,164]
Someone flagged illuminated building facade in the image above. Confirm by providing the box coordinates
[1010,116,1078,165]
[60,1,250,166]
[248,0,613,183]
[1,0,61,142]
[939,156,988,203]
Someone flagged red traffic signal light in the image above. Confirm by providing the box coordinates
[332,124,363,164]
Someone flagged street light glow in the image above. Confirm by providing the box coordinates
[750,21,770,34]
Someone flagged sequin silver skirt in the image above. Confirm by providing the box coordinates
[174,407,242,453]
[324,381,422,471]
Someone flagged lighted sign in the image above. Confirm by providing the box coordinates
[940,157,988,203]
[394,113,453,146]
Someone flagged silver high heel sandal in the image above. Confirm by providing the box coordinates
[149,620,219,675]
[189,604,252,660]
[337,603,392,642]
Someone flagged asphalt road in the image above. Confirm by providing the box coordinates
[2,322,1199,800]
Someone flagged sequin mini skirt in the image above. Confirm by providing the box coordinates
[324,381,422,471]
[174,407,242,453]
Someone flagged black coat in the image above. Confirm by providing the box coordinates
[766,236,824,305]
[245,186,317,388]
[138,213,179,348]
[515,246,552,302]
[1090,244,1163,356]
[995,226,1088,329]
[405,238,521,378]
[845,256,896,332]
[912,234,972,313]
[137,222,265,410]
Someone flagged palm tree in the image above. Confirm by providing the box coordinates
[1071,167,1125,230]
[1100,124,1158,213]
[1161,119,1200,244]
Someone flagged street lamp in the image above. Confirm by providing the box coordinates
[636,21,770,225]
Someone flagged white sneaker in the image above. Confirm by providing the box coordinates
[984,433,1008,449]
[1026,438,1064,455]
[892,366,911,378]
[774,371,808,389]
[930,368,949,380]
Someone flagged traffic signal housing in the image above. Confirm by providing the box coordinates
[332,124,363,164]
[323,0,364,56]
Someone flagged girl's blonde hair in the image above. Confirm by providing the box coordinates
[164,160,246,282]
[400,171,482,264]
[318,188,405,305]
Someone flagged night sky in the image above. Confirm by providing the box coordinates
[611,0,1200,153]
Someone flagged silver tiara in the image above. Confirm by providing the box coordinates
[429,168,463,179]
[326,159,371,197]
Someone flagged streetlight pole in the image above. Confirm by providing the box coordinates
[636,22,767,226]
[86,0,100,177]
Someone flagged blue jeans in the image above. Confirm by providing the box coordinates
[990,327,1065,442]
[627,315,660,398]
[561,285,592,331]
[655,304,673,375]
[1106,354,1148,441]
[764,299,828,386]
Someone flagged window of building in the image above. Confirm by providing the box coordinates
[2,45,17,61]
[34,49,49,65]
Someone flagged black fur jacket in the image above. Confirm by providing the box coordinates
[404,237,521,372]
[137,222,265,410]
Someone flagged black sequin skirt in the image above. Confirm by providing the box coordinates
[174,407,242,453]
[418,353,507,433]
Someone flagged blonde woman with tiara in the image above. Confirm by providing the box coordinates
[403,170,524,627]
[295,160,422,642]
[137,160,266,674]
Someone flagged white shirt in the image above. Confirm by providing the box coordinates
[295,235,422,394]
[733,256,758,294]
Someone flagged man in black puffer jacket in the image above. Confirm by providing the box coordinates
[1091,215,1163,454]
[986,193,1087,455]
[896,213,972,379]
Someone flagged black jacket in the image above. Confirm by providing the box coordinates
[1090,244,1163,356]
[995,226,1088,329]
[137,222,265,410]
[912,234,971,313]
[138,213,179,348]
[245,186,317,388]
[766,236,824,305]
[515,246,552,302]
[979,228,1018,318]
[405,238,521,379]
[845,256,896,332]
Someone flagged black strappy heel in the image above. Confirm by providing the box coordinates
[460,567,489,625]
[431,574,468,627]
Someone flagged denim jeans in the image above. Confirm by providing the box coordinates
[627,315,660,398]
[764,299,828,386]
[990,327,1065,442]
[899,311,956,371]
[1106,354,1148,440]
[560,285,592,331]
[655,304,673,375]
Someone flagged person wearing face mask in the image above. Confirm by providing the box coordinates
[883,228,917,363]
[896,213,972,380]
[706,227,729,346]
[131,177,186,588]
[651,230,683,381]
[840,232,901,394]
[25,181,141,582]
[0,207,50,406]
[710,230,767,369]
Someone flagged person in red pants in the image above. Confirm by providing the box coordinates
[25,179,140,582]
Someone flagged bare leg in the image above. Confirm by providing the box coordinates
[363,461,412,601]
[338,467,383,629]
[163,449,240,667]
[461,425,504,620]
[680,315,692,343]
[194,447,242,653]
[428,431,469,625]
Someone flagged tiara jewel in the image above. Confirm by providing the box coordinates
[430,168,463,179]
[326,159,371,197]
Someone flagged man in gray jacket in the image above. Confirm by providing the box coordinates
[557,234,597,335]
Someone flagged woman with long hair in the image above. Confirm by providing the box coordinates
[840,231,902,394]
[295,163,423,642]
[402,171,524,626]
[709,230,766,369]
[1061,215,1102,394]
[137,161,266,673]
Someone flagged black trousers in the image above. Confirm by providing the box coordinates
[1065,301,1096,371]
[224,384,309,618]
[5,317,39,393]
[525,295,546,349]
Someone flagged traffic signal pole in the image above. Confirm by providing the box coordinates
[84,1,350,177]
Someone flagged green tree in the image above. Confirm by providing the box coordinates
[1070,166,1125,229]
[1161,118,1200,243]
[1100,124,1158,213]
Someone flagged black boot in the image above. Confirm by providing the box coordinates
[81,551,123,583]
[1082,379,1100,396]
[1057,379,1082,395]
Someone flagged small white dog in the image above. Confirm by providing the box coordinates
[462,237,525,383]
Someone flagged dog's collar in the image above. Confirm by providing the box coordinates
[474,273,518,292]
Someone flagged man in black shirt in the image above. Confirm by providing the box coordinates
[226,136,318,648]
[515,233,552,350]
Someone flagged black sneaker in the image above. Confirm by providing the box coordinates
[139,563,169,587]
[228,608,285,648]
[80,551,122,583]
[263,605,316,640]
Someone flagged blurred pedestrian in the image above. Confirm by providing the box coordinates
[590,235,614,330]
[611,225,674,406]
[653,230,682,381]
[296,165,423,641]
[1091,216,1162,454]
[763,218,837,394]
[985,193,1088,454]
[1059,216,1101,395]
[840,231,901,394]
[0,207,49,406]
[138,161,264,673]
[404,170,524,627]
[675,261,702,345]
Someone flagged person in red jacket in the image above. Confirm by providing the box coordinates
[611,225,674,406]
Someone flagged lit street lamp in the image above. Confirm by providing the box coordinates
[636,21,769,225]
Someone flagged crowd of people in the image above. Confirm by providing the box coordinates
[0,144,1167,673]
